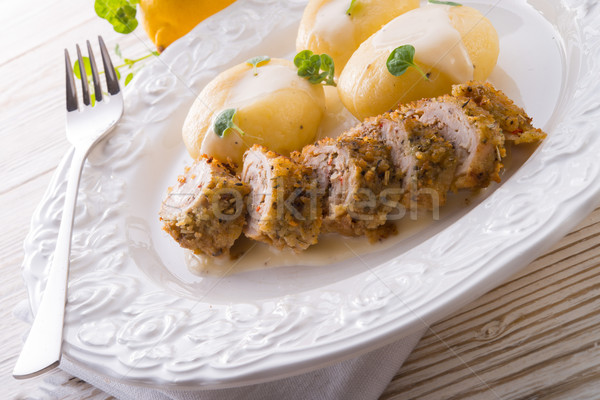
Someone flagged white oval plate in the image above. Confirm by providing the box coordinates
[22,0,600,389]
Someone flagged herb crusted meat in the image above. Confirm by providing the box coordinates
[294,135,400,238]
[452,81,547,144]
[399,95,505,190]
[159,155,249,257]
[242,145,322,251]
[161,81,546,256]
[343,111,457,210]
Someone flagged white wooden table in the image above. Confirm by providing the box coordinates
[3,1,600,399]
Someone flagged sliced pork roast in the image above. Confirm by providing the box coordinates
[295,135,400,238]
[400,96,505,190]
[162,82,547,256]
[343,111,457,210]
[159,156,250,257]
[452,81,547,143]
[242,145,321,251]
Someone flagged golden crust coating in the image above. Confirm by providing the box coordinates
[159,155,250,257]
[399,94,505,190]
[242,145,322,251]
[343,111,457,209]
[295,135,401,238]
[452,81,547,144]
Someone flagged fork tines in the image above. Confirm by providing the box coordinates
[64,36,120,112]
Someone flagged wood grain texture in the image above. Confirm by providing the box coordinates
[382,208,600,400]
[3,1,600,399]
[2,1,149,398]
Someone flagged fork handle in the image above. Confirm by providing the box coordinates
[13,148,88,379]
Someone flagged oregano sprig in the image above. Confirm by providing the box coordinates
[294,50,336,86]
[73,47,158,91]
[386,45,429,81]
[346,0,359,15]
[246,55,271,76]
[91,0,158,95]
[213,109,245,138]
[94,0,140,34]
[428,0,462,6]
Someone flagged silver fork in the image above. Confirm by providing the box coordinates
[13,36,123,379]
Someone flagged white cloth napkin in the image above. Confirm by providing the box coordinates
[16,299,425,400]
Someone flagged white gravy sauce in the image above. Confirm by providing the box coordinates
[227,64,315,106]
[372,5,473,83]
[200,63,318,164]
[311,0,355,49]
[185,216,436,276]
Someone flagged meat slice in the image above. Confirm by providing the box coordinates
[452,81,547,144]
[159,156,249,257]
[242,145,321,251]
[343,112,457,210]
[295,135,400,238]
[401,96,505,190]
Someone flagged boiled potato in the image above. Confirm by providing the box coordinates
[449,5,499,81]
[338,4,499,120]
[183,58,326,168]
[296,0,419,75]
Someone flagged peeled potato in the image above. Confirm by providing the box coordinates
[338,4,499,120]
[182,58,326,168]
[296,0,419,75]
[449,5,499,81]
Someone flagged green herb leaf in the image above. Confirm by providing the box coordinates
[428,0,462,6]
[386,45,429,80]
[111,47,158,84]
[124,72,134,86]
[246,55,271,75]
[73,57,92,80]
[114,43,122,59]
[73,57,99,105]
[294,50,336,87]
[319,54,336,86]
[214,108,245,138]
[346,0,358,15]
[94,0,139,34]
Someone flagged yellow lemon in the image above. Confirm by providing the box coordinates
[139,0,237,52]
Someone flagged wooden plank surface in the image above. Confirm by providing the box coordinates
[1,1,149,398]
[3,1,599,399]
[382,207,600,400]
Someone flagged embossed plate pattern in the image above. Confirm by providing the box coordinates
[22,0,600,389]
